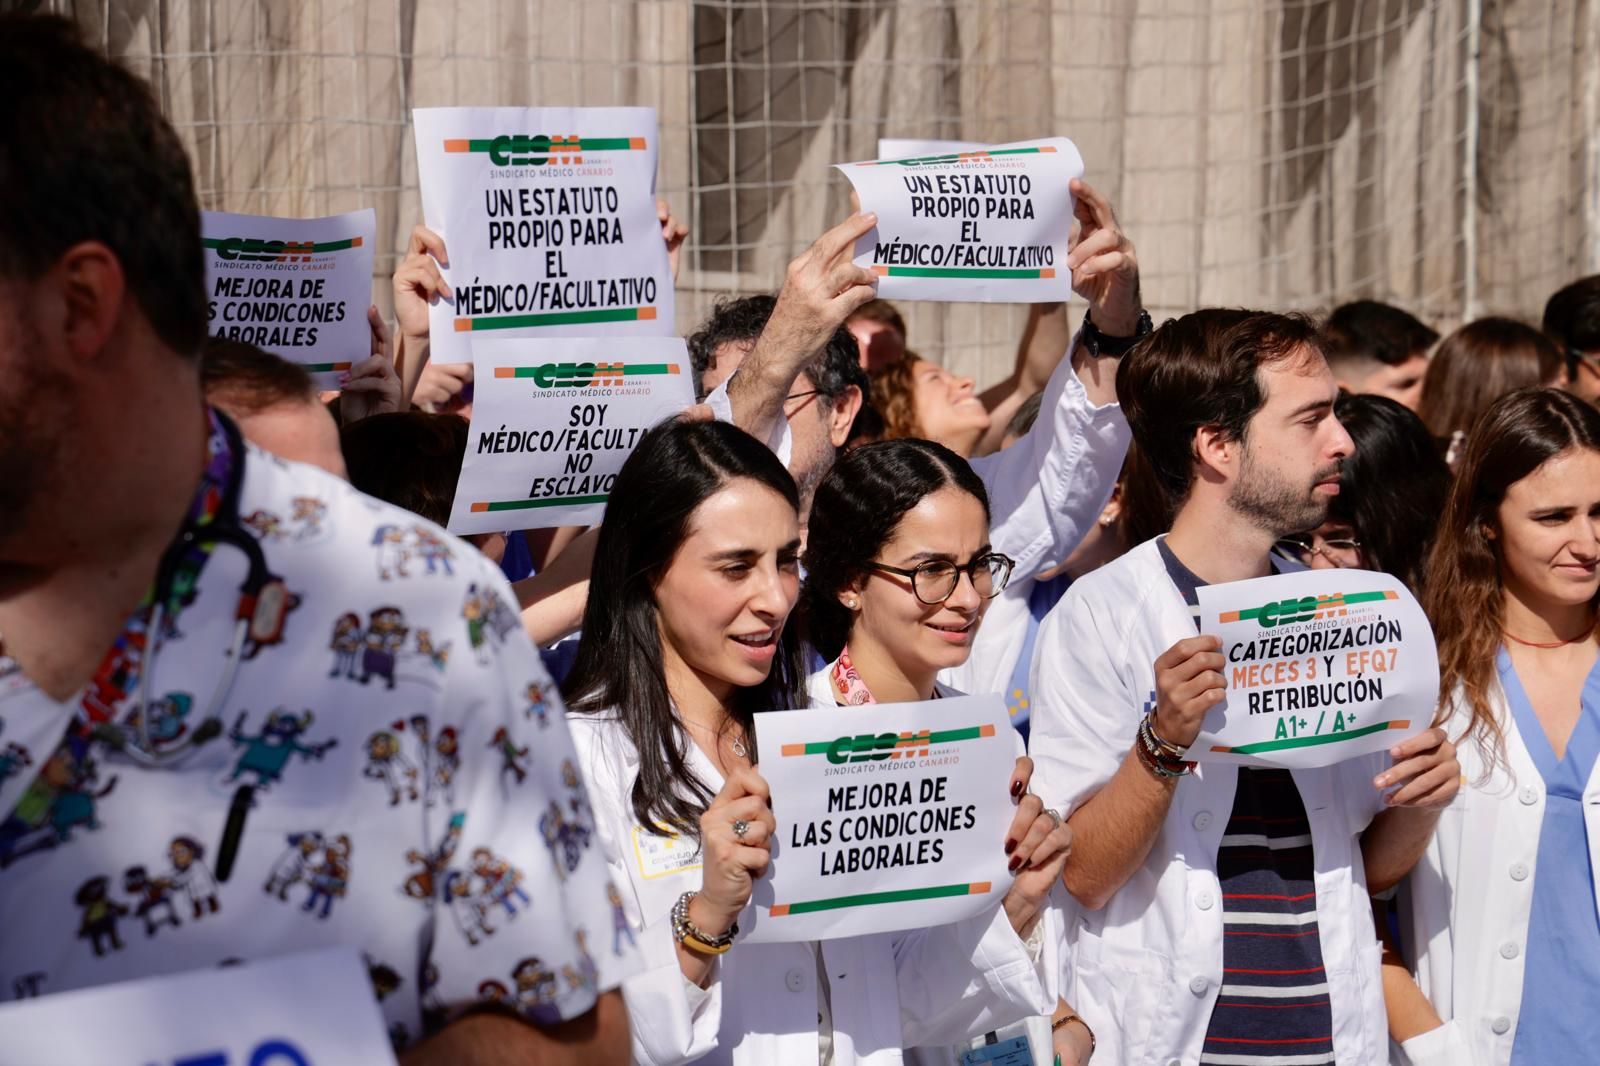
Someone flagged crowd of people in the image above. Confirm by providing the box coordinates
[2,13,1599,1066]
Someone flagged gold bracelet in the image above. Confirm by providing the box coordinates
[679,931,733,956]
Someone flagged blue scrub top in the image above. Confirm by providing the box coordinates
[1503,648,1600,1065]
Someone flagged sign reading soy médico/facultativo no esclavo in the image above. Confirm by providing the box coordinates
[0,947,397,1064]
[835,138,1084,302]
[741,695,1016,945]
[202,208,376,389]
[413,106,675,364]
[1193,568,1439,769]
[447,336,694,535]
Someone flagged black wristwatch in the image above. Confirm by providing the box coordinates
[1081,307,1153,358]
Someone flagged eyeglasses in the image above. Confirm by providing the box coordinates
[1275,535,1363,568]
[1567,349,1600,381]
[865,552,1016,605]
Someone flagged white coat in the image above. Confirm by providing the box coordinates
[568,708,1057,1066]
[1027,537,1392,1065]
[1392,680,1600,1066]
[804,666,1065,1066]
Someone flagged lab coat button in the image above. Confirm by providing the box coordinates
[1492,1016,1512,1034]
[1193,811,1213,830]
[1519,786,1539,806]
[1510,862,1529,881]
[1499,942,1520,960]
[785,968,807,992]
[1189,975,1208,995]
[1195,890,1214,910]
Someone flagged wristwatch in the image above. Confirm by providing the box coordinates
[1081,307,1153,358]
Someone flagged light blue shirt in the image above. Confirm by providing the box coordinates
[1503,649,1600,1065]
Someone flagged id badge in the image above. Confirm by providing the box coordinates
[960,1034,1034,1066]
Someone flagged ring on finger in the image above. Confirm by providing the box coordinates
[732,819,750,840]
[1046,808,1062,830]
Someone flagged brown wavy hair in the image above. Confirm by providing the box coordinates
[869,351,926,440]
[1422,387,1600,769]
[1417,317,1562,449]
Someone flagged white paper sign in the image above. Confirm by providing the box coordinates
[1193,569,1439,768]
[0,947,397,1065]
[876,138,984,161]
[834,137,1084,302]
[741,695,1016,944]
[448,336,694,534]
[202,209,376,388]
[413,106,675,362]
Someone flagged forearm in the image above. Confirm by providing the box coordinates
[1062,744,1176,909]
[397,331,432,406]
[400,992,630,1066]
[1376,906,1443,1042]
[1360,807,1441,894]
[725,335,807,443]
[1052,999,1096,1065]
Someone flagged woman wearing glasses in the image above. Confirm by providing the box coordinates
[565,419,1063,1066]
[1274,393,1450,593]
[800,438,1092,1065]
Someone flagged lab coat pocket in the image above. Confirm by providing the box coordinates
[1072,931,1174,1066]
[1329,938,1386,1064]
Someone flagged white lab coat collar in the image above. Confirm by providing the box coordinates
[1395,680,1600,1066]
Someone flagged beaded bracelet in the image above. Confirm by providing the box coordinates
[1136,712,1195,778]
[672,890,738,955]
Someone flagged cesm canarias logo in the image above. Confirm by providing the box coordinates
[443,134,647,166]
[1220,589,1399,629]
[493,361,680,389]
[203,235,364,263]
[782,723,997,765]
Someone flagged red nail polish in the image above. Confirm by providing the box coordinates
[1008,855,1022,873]
[1004,839,1016,855]
[1010,780,1024,797]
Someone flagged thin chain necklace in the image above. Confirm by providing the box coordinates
[681,716,748,758]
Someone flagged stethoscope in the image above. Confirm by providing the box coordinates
[117,416,288,769]
[108,415,291,882]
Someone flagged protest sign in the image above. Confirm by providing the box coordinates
[1193,568,1438,769]
[447,336,694,534]
[413,106,675,363]
[202,208,376,389]
[876,138,983,161]
[741,694,1016,944]
[0,947,396,1065]
[834,137,1083,302]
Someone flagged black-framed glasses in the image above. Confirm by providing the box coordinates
[1275,535,1362,568]
[1567,348,1600,381]
[865,552,1016,605]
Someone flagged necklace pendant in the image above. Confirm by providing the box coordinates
[731,737,748,758]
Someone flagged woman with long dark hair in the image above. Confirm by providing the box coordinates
[800,438,1090,1065]
[565,418,1063,1066]
[1273,393,1450,593]
[1380,388,1600,1065]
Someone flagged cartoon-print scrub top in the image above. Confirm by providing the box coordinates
[0,410,636,1051]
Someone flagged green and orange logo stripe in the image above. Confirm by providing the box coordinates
[863,145,1059,167]
[1218,589,1398,627]
[769,881,993,917]
[443,134,648,166]
[871,265,1056,281]
[1210,719,1411,756]
[204,235,364,263]
[454,306,657,332]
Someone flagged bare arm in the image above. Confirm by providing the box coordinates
[726,213,879,443]
[514,529,598,645]
[1373,899,1444,1044]
[393,224,450,406]
[399,991,630,1066]
[1360,727,1458,894]
[976,302,1072,456]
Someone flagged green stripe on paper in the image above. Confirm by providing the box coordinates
[884,146,1052,165]
[875,267,1053,280]
[462,137,642,152]
[201,237,359,253]
[1217,720,1399,756]
[790,724,992,756]
[776,882,987,916]
[302,362,349,373]
[498,363,678,378]
[457,307,650,330]
[479,495,608,512]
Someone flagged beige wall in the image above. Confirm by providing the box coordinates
[58,0,1600,385]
